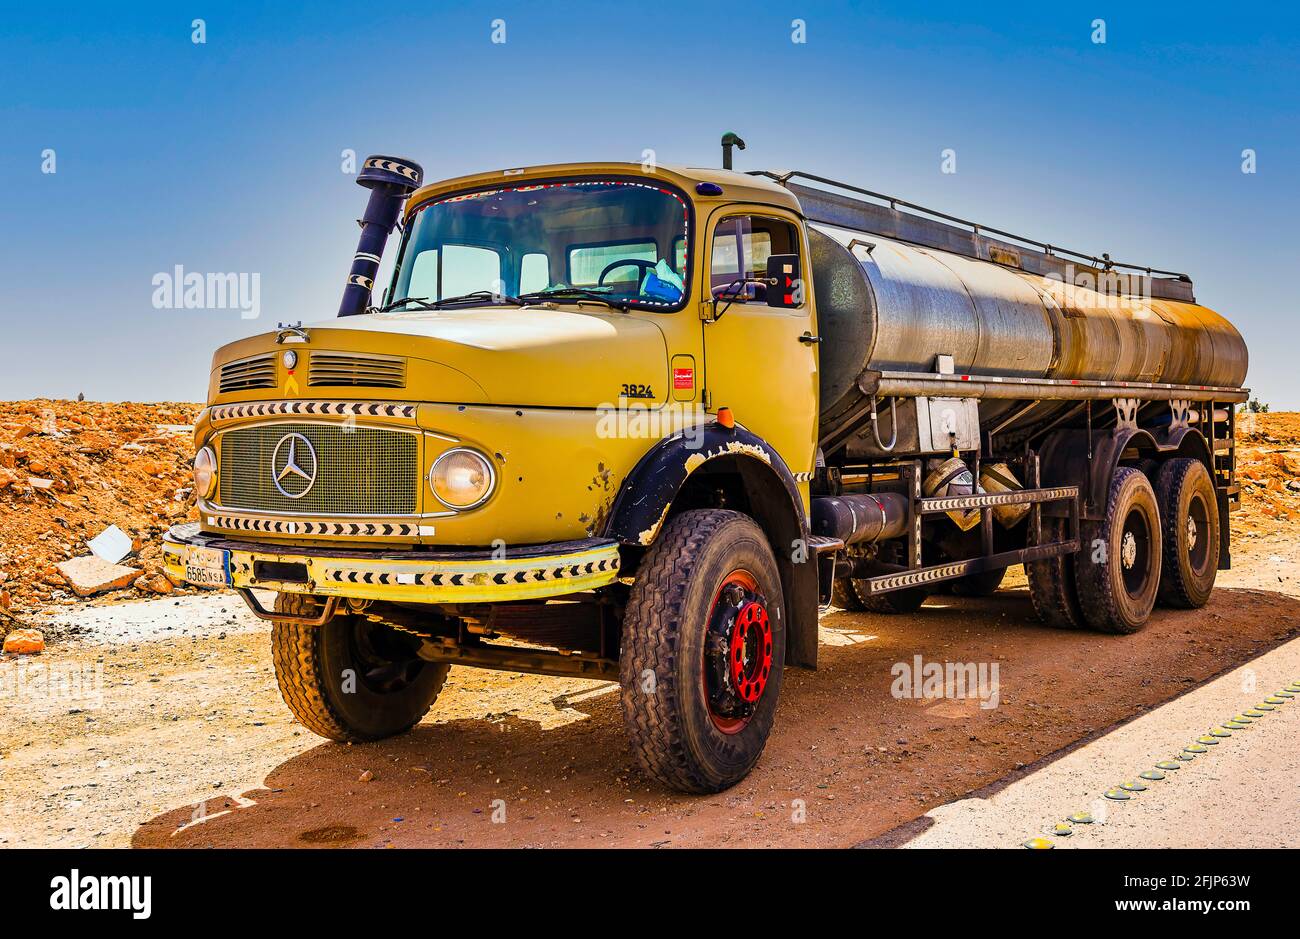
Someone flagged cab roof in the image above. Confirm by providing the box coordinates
[403,161,802,217]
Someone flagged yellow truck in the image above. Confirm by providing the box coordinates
[164,141,1248,793]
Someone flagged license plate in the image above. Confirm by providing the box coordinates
[185,546,230,587]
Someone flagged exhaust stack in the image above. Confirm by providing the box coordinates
[338,155,424,317]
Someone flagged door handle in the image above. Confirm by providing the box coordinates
[798,332,823,345]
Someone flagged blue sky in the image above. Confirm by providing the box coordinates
[2,1,1297,405]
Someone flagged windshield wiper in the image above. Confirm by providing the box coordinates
[376,296,439,313]
[378,291,526,313]
[517,287,630,311]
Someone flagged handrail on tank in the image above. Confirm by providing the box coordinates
[749,169,1190,281]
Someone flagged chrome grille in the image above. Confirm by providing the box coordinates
[217,422,418,516]
[218,354,277,393]
[309,352,406,388]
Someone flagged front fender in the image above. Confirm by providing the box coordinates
[604,422,807,546]
[606,422,819,668]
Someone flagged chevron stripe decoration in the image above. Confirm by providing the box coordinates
[207,515,420,538]
[208,400,418,422]
[323,555,619,588]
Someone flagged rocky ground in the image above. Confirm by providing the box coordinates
[0,400,201,616]
[0,406,1297,849]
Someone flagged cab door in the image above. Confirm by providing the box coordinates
[700,209,819,481]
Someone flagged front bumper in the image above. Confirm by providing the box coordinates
[161,522,621,604]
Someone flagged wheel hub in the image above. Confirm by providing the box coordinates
[1121,530,1138,569]
[1186,514,1198,550]
[705,576,773,730]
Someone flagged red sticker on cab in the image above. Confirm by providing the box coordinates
[673,367,694,390]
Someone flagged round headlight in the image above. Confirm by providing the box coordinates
[282,349,298,370]
[429,448,495,509]
[193,446,217,500]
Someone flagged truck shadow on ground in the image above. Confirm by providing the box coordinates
[132,585,1300,849]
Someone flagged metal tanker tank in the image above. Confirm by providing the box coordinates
[806,217,1249,432]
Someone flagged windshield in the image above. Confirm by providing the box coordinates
[387,179,691,312]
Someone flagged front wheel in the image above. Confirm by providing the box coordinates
[619,509,785,793]
[270,593,448,741]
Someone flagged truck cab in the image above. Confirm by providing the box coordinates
[164,151,1247,794]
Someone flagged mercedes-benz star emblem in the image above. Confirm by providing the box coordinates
[270,432,318,499]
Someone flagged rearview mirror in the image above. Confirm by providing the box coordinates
[765,254,802,308]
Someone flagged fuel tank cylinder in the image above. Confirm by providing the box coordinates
[809,223,1249,426]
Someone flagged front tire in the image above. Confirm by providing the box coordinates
[1074,467,1162,634]
[620,510,785,794]
[270,593,448,742]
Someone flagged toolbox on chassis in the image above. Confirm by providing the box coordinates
[164,142,1249,793]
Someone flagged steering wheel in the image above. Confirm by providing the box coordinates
[598,258,657,286]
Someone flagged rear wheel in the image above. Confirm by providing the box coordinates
[831,576,865,611]
[1026,517,1085,629]
[1155,458,1220,608]
[270,593,448,741]
[950,566,1008,597]
[620,510,785,793]
[1074,467,1162,634]
[851,540,929,614]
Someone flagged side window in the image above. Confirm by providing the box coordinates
[520,252,550,293]
[709,216,800,305]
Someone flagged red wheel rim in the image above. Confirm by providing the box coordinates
[703,570,773,734]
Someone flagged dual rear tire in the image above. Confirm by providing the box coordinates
[1027,458,1219,634]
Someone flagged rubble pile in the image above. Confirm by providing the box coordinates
[1235,411,1300,534]
[0,399,202,615]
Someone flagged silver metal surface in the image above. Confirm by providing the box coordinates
[799,180,1249,434]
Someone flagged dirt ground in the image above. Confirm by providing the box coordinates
[1,409,1299,849]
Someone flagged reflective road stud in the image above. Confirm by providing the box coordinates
[1223,721,1248,730]
[1052,823,1073,836]
[1184,743,1209,754]
[1068,812,1094,824]
[1120,781,1148,792]
[1195,736,1220,745]
[1155,761,1182,771]
[1244,709,1266,717]
[1023,837,1055,850]
[1139,770,1166,781]
[1104,788,1131,801]
[1256,703,1277,711]
[1208,728,1232,738]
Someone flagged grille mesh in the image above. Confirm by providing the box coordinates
[217,423,418,516]
[309,352,406,388]
[218,354,277,393]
